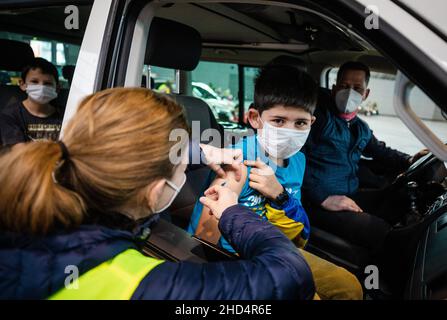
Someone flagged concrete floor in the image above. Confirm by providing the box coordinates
[358,115,447,155]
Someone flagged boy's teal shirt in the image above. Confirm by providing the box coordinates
[187,135,311,253]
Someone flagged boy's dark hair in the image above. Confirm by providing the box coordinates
[254,65,318,115]
[337,61,371,85]
[21,57,59,85]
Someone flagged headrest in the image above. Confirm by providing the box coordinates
[62,65,75,82]
[0,39,35,72]
[267,55,308,72]
[145,17,202,71]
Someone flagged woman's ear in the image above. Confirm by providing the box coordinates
[145,179,166,212]
[247,109,262,129]
[311,116,316,125]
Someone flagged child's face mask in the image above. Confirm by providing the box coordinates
[26,84,58,105]
[257,119,310,159]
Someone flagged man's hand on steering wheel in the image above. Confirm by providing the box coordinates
[408,149,430,165]
[321,195,364,213]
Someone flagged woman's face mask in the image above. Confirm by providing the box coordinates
[257,119,310,159]
[152,173,187,214]
[335,88,363,115]
[26,84,58,105]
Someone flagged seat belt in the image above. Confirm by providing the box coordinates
[143,218,237,263]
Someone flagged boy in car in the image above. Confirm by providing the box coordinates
[0,57,62,146]
[188,65,363,300]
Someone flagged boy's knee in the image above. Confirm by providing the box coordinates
[300,249,363,300]
[323,266,363,300]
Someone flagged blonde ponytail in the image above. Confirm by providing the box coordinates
[0,141,85,234]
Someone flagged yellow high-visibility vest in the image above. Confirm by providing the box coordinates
[49,249,164,300]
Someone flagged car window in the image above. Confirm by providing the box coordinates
[149,61,257,126]
[191,61,238,124]
[242,66,259,123]
[149,66,177,94]
[326,68,447,155]
[0,32,82,90]
[0,4,92,91]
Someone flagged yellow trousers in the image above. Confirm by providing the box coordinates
[300,249,363,300]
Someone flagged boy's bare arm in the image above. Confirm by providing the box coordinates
[195,165,247,244]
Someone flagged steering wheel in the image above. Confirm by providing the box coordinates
[405,152,437,178]
[393,149,445,187]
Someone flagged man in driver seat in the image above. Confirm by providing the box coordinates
[302,61,427,256]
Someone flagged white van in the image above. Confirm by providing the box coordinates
[0,0,446,300]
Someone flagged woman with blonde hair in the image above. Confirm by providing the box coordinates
[0,88,314,300]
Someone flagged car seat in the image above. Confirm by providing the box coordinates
[0,39,33,110]
[145,17,225,228]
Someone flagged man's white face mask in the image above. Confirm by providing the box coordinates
[257,120,310,159]
[26,84,58,104]
[335,88,363,114]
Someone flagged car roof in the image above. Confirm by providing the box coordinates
[0,1,92,45]
[0,0,91,7]
[0,1,395,74]
[155,2,395,73]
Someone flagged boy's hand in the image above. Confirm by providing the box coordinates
[244,158,284,201]
[200,185,239,220]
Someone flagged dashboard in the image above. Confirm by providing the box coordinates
[407,192,447,299]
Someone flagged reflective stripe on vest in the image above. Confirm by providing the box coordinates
[49,249,164,300]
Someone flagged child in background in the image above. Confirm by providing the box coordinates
[0,57,62,146]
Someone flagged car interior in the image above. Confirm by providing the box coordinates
[0,1,446,300]
[0,3,92,114]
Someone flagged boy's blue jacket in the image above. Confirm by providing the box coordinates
[0,206,315,300]
[302,93,410,205]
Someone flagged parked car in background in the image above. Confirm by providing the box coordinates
[192,82,236,122]
[359,101,379,116]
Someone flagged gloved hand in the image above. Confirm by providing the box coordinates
[200,184,239,220]
[200,144,243,181]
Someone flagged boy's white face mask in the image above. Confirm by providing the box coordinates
[26,84,58,104]
[257,120,310,159]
